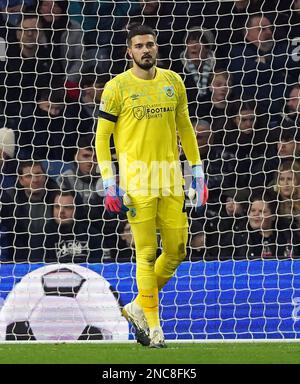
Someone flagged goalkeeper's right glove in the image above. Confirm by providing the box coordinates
[103,178,136,217]
[188,164,209,213]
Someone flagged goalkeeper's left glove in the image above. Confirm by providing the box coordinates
[188,164,208,212]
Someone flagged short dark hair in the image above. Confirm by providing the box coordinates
[249,189,277,215]
[246,13,271,29]
[271,118,300,143]
[18,160,43,176]
[18,13,39,27]
[229,99,257,117]
[280,126,300,142]
[127,23,156,46]
[78,133,95,150]
[53,189,76,202]
[185,28,214,49]
[37,86,66,104]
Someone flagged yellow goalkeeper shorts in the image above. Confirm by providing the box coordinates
[125,190,188,229]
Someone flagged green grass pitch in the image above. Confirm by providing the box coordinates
[1,342,300,364]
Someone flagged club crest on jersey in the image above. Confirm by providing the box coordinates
[133,106,146,120]
[164,86,174,97]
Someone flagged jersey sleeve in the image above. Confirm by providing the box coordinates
[96,79,121,182]
[96,118,115,182]
[175,73,202,166]
[98,79,121,122]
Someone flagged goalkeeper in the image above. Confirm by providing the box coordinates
[96,24,208,348]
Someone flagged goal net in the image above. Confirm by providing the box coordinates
[0,0,300,341]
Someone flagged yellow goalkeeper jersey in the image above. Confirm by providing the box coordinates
[96,67,201,195]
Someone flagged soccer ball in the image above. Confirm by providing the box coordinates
[0,264,129,341]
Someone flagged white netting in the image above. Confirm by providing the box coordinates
[0,0,300,341]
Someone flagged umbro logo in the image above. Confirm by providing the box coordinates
[130,94,140,101]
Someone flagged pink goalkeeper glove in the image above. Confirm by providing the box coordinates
[103,178,136,216]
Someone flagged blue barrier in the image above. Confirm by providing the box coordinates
[1,260,300,339]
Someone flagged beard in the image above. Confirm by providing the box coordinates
[132,53,156,70]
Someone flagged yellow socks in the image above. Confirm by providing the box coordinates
[139,288,160,329]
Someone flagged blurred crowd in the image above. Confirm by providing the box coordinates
[0,0,300,263]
